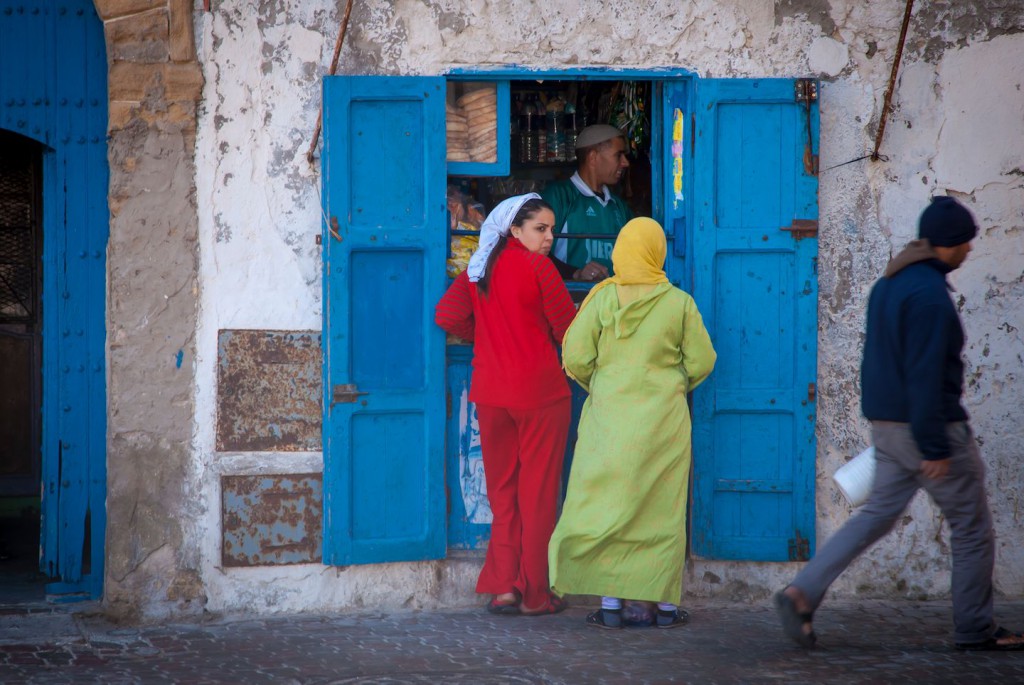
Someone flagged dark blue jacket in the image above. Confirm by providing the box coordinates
[861,240,969,460]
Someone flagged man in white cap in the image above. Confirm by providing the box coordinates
[542,124,633,281]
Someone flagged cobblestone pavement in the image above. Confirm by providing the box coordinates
[4,599,1024,684]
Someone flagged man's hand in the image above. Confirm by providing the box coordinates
[920,458,950,480]
[573,261,609,282]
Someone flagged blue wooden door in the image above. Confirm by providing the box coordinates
[691,79,819,561]
[0,0,109,598]
[321,76,448,565]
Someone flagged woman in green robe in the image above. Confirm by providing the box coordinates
[548,217,716,629]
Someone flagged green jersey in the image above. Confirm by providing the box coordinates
[542,174,633,273]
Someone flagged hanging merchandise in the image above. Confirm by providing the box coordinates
[613,82,648,155]
[520,100,540,163]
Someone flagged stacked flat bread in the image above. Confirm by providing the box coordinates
[446,101,470,162]
[448,87,497,163]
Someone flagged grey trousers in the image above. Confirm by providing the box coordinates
[792,421,996,644]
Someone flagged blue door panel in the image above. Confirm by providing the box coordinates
[350,412,430,540]
[1,0,108,599]
[444,346,492,549]
[350,250,426,390]
[691,78,818,562]
[322,76,447,565]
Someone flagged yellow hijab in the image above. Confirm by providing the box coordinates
[575,217,670,313]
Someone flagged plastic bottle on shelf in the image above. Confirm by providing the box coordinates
[546,111,566,163]
[565,105,578,159]
[532,109,548,163]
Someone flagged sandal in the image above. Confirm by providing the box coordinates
[520,595,568,616]
[656,608,690,629]
[486,592,521,615]
[774,589,816,648]
[586,608,623,630]
[956,627,1024,651]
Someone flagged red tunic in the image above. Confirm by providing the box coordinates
[435,239,576,410]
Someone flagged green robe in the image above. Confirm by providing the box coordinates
[549,282,716,603]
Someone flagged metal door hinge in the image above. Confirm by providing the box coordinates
[788,529,810,561]
[803,148,819,176]
[795,79,817,103]
[332,384,368,405]
[780,219,818,240]
[329,216,342,241]
[808,383,816,403]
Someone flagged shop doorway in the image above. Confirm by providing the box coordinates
[320,70,818,564]
[443,76,663,549]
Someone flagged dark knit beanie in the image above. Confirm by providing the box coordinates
[917,196,978,247]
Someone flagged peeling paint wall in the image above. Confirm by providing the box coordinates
[190,0,1024,614]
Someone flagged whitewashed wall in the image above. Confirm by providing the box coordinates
[192,0,1024,613]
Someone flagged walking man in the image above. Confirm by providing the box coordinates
[775,196,1024,651]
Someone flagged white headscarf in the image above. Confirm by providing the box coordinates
[466,192,542,282]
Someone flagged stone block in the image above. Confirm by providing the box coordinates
[108,62,203,103]
[108,100,139,131]
[168,0,196,62]
[162,62,204,101]
[105,9,170,63]
[94,0,165,21]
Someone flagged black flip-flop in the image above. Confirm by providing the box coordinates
[774,590,816,648]
[956,627,1024,651]
[656,608,690,629]
[586,609,623,629]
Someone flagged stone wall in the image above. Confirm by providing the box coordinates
[93,0,203,621]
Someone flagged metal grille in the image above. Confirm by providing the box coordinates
[0,145,38,324]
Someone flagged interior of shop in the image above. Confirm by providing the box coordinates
[445,79,653,283]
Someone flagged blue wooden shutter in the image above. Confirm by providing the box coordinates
[321,76,447,565]
[691,79,819,561]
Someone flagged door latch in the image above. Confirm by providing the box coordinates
[332,384,368,405]
[780,219,818,240]
[788,529,810,561]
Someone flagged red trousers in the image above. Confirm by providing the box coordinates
[475,398,571,610]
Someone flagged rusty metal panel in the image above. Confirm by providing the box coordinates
[222,473,323,567]
[216,330,322,452]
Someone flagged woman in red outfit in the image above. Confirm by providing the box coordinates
[435,193,576,616]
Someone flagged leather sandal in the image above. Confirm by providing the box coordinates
[956,627,1024,651]
[486,591,521,615]
[520,595,568,616]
